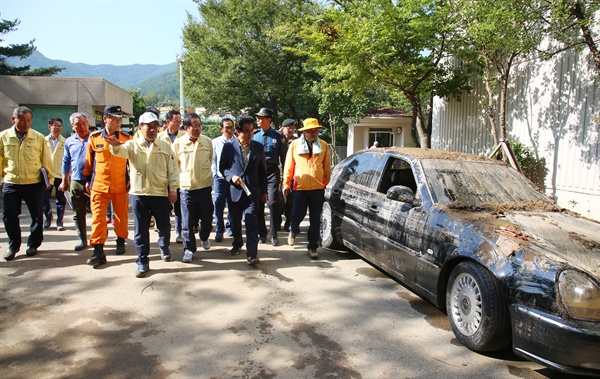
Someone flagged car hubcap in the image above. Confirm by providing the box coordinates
[450,273,482,336]
[320,206,332,241]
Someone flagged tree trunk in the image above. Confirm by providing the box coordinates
[483,70,500,147]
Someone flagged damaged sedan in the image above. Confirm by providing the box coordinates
[320,147,600,375]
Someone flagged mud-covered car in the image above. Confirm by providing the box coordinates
[320,147,600,375]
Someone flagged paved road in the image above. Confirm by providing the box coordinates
[0,197,579,378]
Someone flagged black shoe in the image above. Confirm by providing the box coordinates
[115,237,126,255]
[74,241,88,252]
[25,246,38,257]
[246,256,260,265]
[87,245,107,267]
[215,234,223,243]
[308,248,319,260]
[259,236,267,243]
[3,248,18,261]
[271,236,279,246]
[43,214,53,229]
[229,246,241,256]
[135,263,149,278]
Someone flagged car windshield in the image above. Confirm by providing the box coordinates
[422,159,552,208]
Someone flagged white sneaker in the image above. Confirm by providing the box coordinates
[288,232,296,246]
[182,250,193,263]
[201,240,210,250]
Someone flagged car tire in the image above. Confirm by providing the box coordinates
[320,201,345,250]
[446,261,510,352]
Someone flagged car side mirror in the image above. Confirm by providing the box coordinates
[387,185,420,207]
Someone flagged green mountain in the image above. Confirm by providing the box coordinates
[6,51,178,98]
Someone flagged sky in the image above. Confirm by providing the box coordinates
[0,0,199,66]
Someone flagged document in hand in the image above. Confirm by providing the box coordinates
[40,168,51,188]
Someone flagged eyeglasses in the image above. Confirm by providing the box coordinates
[188,124,202,129]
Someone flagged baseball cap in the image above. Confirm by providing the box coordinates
[103,105,123,117]
[139,112,159,125]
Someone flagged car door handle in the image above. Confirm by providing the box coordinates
[368,204,378,212]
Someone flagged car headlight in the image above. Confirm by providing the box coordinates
[558,270,600,321]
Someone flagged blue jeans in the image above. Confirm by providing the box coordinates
[180,187,214,252]
[213,176,231,236]
[290,189,324,250]
[3,182,44,251]
[131,195,171,264]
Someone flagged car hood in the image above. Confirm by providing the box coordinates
[501,211,600,280]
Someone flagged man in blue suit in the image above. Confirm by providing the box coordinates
[219,115,267,265]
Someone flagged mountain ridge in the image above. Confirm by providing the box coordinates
[6,51,179,99]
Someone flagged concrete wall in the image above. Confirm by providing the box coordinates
[0,76,132,133]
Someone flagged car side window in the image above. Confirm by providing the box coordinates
[342,154,382,190]
[381,158,417,194]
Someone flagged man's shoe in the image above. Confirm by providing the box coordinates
[229,246,241,256]
[271,236,279,246]
[182,250,194,263]
[43,214,53,229]
[74,241,88,252]
[246,256,260,265]
[135,263,150,278]
[288,232,296,246]
[215,234,223,243]
[3,248,18,261]
[259,236,267,244]
[57,224,65,231]
[175,234,183,244]
[25,246,37,257]
[201,240,210,250]
[226,228,233,236]
[115,237,126,255]
[87,245,107,267]
[160,248,171,262]
[308,248,319,260]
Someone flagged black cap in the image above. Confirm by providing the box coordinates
[255,107,274,118]
[104,105,123,117]
[281,118,296,127]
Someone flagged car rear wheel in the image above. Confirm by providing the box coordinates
[320,201,345,250]
[446,262,510,352]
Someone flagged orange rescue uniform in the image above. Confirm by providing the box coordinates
[84,129,131,245]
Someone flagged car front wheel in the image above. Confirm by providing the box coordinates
[446,261,511,352]
[320,201,345,250]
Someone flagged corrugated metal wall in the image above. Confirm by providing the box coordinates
[432,48,600,221]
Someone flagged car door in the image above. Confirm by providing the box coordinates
[360,156,422,284]
[332,152,384,252]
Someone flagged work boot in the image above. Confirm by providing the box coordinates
[87,244,106,267]
[115,237,126,255]
[56,206,65,231]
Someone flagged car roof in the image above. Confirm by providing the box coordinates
[370,147,494,163]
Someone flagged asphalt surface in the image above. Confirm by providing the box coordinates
[0,195,581,379]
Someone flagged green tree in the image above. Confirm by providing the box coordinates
[539,0,600,75]
[452,0,545,147]
[0,18,63,76]
[299,0,470,148]
[182,0,319,127]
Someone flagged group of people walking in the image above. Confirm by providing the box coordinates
[0,105,331,278]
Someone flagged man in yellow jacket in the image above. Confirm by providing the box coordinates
[172,113,214,263]
[106,111,179,277]
[282,118,331,259]
[1,106,55,260]
[42,117,66,231]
